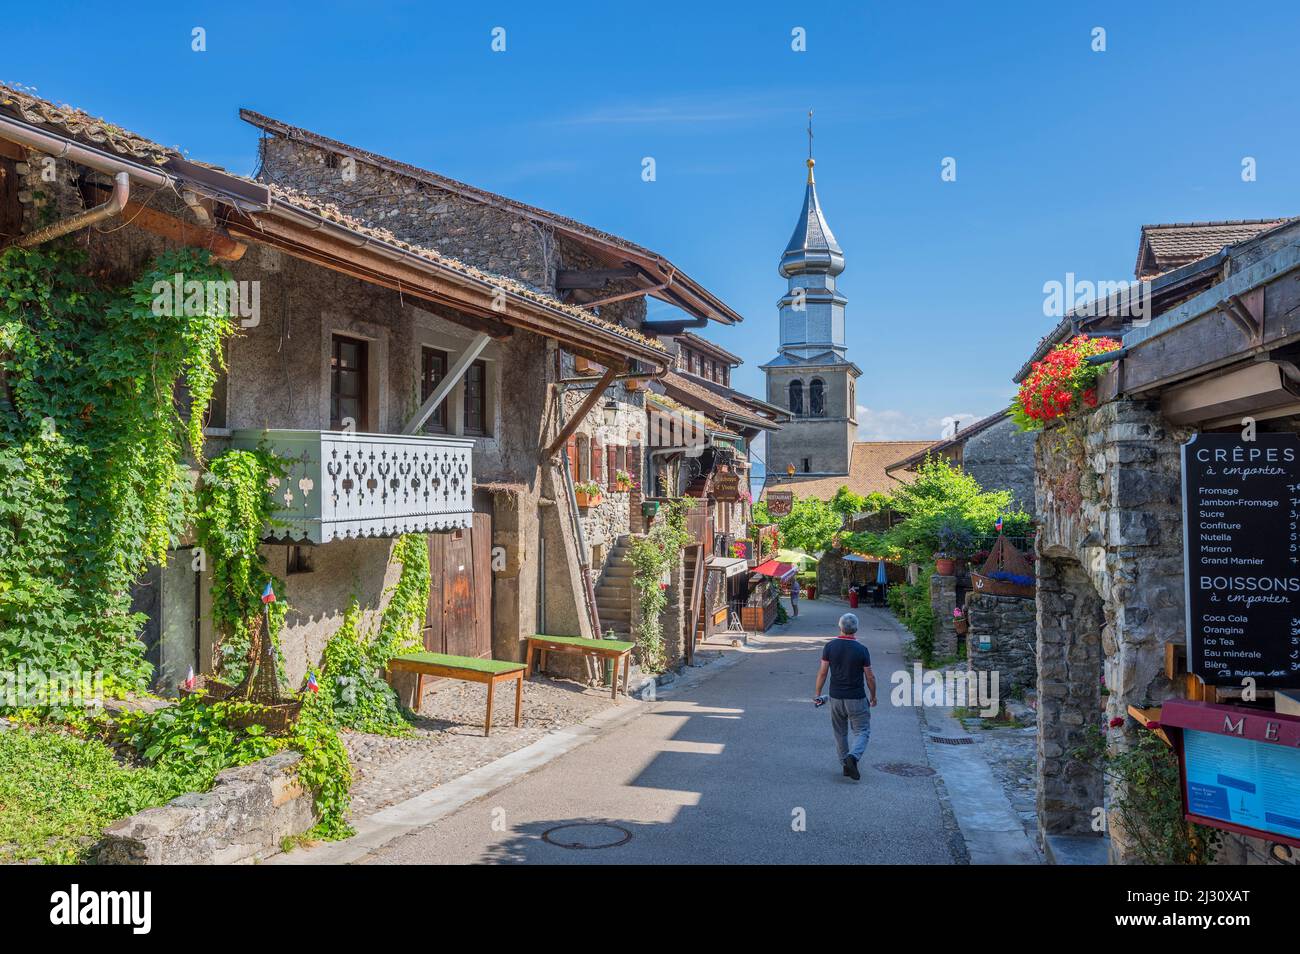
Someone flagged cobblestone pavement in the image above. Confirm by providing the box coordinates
[957,714,1041,854]
[343,674,625,817]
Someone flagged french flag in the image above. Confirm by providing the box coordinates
[261,581,276,604]
[995,516,1003,533]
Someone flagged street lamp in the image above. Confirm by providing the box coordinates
[602,400,618,427]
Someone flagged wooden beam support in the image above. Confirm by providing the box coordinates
[91,189,246,261]
[556,266,640,290]
[401,332,491,435]
[545,365,619,458]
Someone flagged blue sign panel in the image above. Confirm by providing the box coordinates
[1183,728,1300,839]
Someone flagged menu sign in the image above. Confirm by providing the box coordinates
[1182,432,1300,688]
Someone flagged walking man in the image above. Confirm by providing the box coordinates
[789,576,800,617]
[813,613,877,780]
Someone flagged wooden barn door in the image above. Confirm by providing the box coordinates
[423,513,493,659]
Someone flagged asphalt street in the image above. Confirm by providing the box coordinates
[364,597,961,864]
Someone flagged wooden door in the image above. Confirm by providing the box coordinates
[423,512,493,659]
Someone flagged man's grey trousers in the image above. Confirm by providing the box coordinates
[829,696,871,762]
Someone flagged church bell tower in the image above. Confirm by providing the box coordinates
[761,115,861,478]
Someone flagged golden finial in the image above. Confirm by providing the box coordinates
[806,108,815,184]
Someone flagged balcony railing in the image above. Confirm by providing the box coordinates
[231,429,474,543]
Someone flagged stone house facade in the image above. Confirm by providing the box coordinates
[1022,217,1300,866]
[0,84,745,693]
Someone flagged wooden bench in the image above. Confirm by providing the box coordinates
[525,635,636,699]
[386,651,526,737]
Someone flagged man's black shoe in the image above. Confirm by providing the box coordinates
[843,755,860,780]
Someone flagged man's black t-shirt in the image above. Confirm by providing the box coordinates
[822,636,871,700]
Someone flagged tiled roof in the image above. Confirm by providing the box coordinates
[658,370,778,431]
[676,331,741,366]
[239,109,743,324]
[646,393,738,438]
[1136,219,1289,279]
[762,440,935,500]
[0,81,176,165]
[885,410,1009,472]
[265,183,667,353]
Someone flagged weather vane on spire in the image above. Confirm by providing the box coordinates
[806,108,815,183]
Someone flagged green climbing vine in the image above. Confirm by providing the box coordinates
[321,532,430,735]
[0,242,233,691]
[627,501,691,673]
[193,448,288,683]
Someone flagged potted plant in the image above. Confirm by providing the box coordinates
[953,606,969,636]
[933,519,974,576]
[613,469,633,492]
[574,480,603,508]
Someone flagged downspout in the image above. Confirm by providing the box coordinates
[15,171,129,247]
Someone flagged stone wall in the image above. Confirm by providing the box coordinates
[1034,400,1191,856]
[963,416,1037,511]
[95,753,315,865]
[965,591,1036,695]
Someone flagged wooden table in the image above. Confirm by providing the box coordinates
[387,651,526,737]
[525,635,636,700]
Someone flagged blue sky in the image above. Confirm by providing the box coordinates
[6,1,1300,443]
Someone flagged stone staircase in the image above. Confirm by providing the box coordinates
[594,534,636,640]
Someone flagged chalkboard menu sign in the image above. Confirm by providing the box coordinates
[1182,432,1300,688]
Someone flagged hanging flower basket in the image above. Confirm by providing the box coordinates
[1012,335,1121,430]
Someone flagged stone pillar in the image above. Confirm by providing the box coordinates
[1035,555,1105,836]
[930,572,958,658]
[965,592,1036,694]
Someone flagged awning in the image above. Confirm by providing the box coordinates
[752,559,796,582]
[706,555,749,579]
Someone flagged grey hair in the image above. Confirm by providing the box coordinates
[838,613,859,635]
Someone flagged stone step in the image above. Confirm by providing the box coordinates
[596,587,632,602]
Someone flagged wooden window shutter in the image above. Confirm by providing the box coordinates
[591,438,603,483]
[606,445,617,489]
[566,435,579,475]
[627,443,641,489]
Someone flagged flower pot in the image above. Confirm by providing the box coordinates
[935,557,956,576]
[575,490,602,508]
[954,618,969,636]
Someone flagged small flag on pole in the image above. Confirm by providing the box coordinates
[306,672,319,694]
[995,516,1003,533]
[261,581,276,604]
[183,667,196,691]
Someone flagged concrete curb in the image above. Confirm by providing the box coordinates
[269,644,750,865]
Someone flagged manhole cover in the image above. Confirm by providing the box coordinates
[930,735,975,745]
[874,761,936,777]
[541,823,632,850]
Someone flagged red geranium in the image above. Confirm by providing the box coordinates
[1012,335,1121,430]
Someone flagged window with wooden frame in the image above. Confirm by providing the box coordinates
[420,347,449,434]
[330,334,368,430]
[463,359,488,436]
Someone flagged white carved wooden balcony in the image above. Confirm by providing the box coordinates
[230,429,474,543]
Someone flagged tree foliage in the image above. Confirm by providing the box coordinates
[843,456,1032,564]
